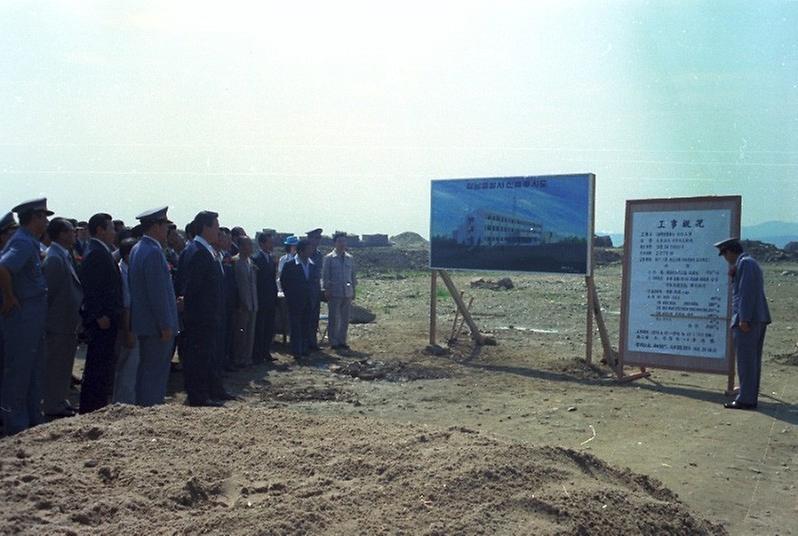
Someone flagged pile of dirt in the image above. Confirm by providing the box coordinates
[470,277,514,290]
[739,240,798,263]
[329,359,450,382]
[594,248,623,266]
[262,384,360,405]
[390,232,429,248]
[352,247,429,275]
[550,358,610,381]
[0,405,726,535]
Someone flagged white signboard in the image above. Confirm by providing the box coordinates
[627,209,730,359]
[620,196,740,374]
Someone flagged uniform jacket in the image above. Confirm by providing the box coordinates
[43,243,83,334]
[280,257,315,311]
[129,235,179,337]
[252,250,278,307]
[731,253,771,327]
[234,256,258,313]
[322,251,357,299]
[0,227,47,301]
[79,239,123,329]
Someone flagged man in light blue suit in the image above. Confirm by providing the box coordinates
[716,238,772,410]
[129,207,179,407]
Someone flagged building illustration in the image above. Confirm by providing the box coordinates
[452,209,548,247]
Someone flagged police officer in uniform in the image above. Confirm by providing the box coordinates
[716,238,772,410]
[0,199,52,435]
[129,207,179,406]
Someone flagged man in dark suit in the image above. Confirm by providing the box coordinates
[181,211,227,407]
[79,213,122,414]
[252,230,278,363]
[306,228,324,351]
[42,218,83,418]
[129,207,179,407]
[280,239,316,359]
[716,238,772,410]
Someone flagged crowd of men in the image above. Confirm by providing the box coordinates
[0,198,358,436]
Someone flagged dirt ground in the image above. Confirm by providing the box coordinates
[1,261,796,535]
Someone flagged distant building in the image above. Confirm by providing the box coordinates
[453,209,545,247]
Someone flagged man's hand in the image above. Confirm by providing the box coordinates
[739,321,751,333]
[124,331,136,349]
[160,328,173,342]
[97,316,111,330]
[1,293,20,316]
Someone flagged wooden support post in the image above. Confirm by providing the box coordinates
[430,271,438,347]
[585,276,594,364]
[438,270,485,345]
[449,291,464,342]
[588,277,617,368]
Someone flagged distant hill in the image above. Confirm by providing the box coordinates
[605,221,798,249]
[390,232,429,248]
[741,221,798,249]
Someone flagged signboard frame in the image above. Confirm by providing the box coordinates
[619,196,741,382]
[429,174,596,277]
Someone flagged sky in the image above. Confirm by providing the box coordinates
[1,0,797,237]
[431,175,590,238]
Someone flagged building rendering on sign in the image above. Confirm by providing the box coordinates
[453,209,546,247]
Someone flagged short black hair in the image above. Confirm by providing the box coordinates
[231,226,245,238]
[332,232,347,242]
[258,231,273,243]
[184,222,195,239]
[88,213,113,236]
[119,237,138,259]
[118,228,135,242]
[219,227,231,234]
[113,219,125,228]
[296,240,311,254]
[192,211,219,235]
[47,217,73,242]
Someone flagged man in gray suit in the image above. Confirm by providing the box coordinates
[42,218,83,418]
[232,236,258,368]
[716,238,772,410]
[322,232,357,351]
[129,207,179,406]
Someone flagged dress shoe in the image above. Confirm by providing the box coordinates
[218,392,243,402]
[724,400,757,410]
[188,400,225,408]
[46,408,76,419]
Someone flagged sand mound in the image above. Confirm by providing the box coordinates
[1,405,726,535]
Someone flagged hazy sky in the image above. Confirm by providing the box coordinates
[2,0,796,237]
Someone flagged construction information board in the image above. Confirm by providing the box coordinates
[620,196,741,373]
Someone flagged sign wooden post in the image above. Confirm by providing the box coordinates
[430,271,438,346]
